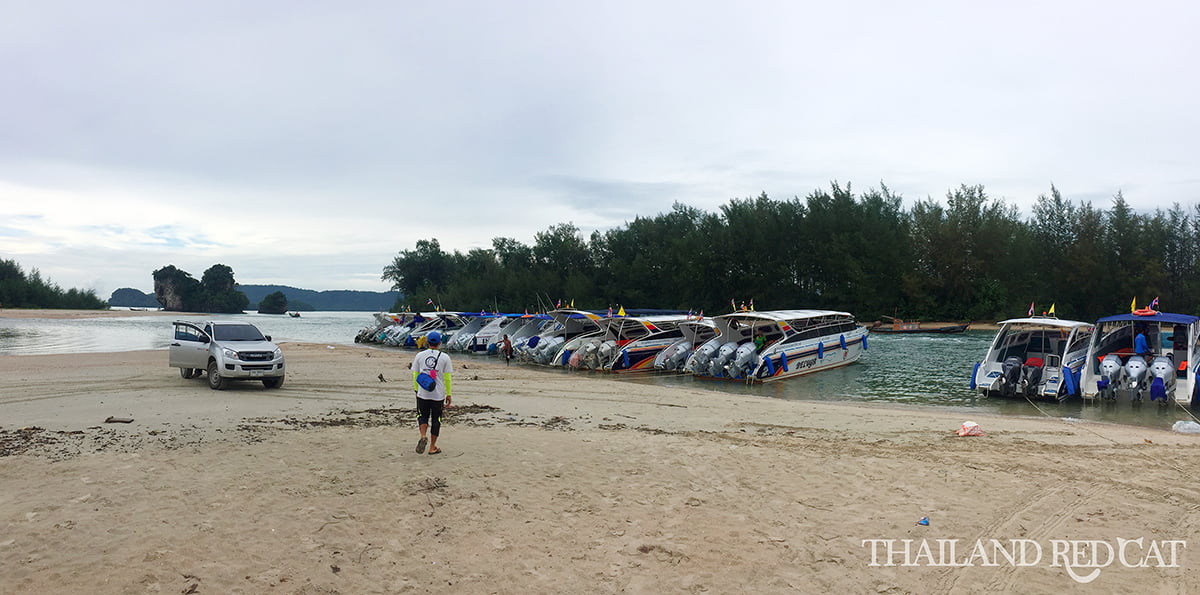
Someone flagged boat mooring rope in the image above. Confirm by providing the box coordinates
[1019,393,1194,476]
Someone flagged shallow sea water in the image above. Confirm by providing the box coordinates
[2,313,1196,429]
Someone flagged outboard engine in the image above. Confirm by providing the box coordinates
[657,341,689,371]
[1148,356,1176,402]
[1124,355,1149,401]
[707,342,740,377]
[726,343,759,379]
[1000,356,1024,397]
[1022,358,1044,397]
[567,350,585,369]
[596,341,616,369]
[575,342,595,369]
[1098,354,1124,400]
[573,340,599,369]
[685,341,719,374]
[514,335,540,360]
[534,336,564,364]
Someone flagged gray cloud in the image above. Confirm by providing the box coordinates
[3,1,1199,296]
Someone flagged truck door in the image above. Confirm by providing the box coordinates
[168,323,209,369]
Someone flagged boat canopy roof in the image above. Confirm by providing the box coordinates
[548,308,603,321]
[1096,311,1200,325]
[714,309,853,322]
[995,317,1092,329]
[597,314,689,331]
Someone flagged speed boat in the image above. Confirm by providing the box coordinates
[466,313,523,354]
[377,312,432,346]
[970,315,1094,401]
[499,314,554,356]
[518,309,604,365]
[686,310,868,382]
[355,312,402,344]
[399,312,469,348]
[445,312,494,351]
[569,314,691,372]
[1079,308,1200,404]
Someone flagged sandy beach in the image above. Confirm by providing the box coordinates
[3,325,1200,592]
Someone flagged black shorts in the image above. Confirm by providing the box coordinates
[416,397,445,435]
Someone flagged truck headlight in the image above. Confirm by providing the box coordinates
[273,347,282,359]
[223,348,239,359]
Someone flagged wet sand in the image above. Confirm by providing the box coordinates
[2,340,1199,593]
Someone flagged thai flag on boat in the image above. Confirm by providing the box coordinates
[427,298,434,305]
[1028,302,1034,316]
[1151,297,1160,309]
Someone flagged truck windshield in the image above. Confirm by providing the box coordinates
[213,325,266,341]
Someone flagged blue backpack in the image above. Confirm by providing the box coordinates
[416,352,441,391]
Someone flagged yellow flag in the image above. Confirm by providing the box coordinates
[617,306,626,317]
[1049,303,1056,315]
[570,299,575,308]
[1130,297,1137,313]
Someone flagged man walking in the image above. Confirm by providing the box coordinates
[500,334,513,365]
[412,330,453,455]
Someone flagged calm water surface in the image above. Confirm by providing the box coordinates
[637,330,1200,430]
[1,314,1194,429]
[0,311,368,355]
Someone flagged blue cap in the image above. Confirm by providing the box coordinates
[426,331,442,345]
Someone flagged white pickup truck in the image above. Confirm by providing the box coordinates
[169,320,286,390]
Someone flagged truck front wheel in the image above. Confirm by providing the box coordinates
[207,361,226,390]
[262,376,284,389]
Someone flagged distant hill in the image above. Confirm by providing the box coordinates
[109,285,399,311]
[109,287,164,308]
[237,285,400,311]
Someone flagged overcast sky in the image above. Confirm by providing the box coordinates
[2,1,1197,297]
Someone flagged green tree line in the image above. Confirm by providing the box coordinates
[382,182,1200,322]
[0,258,107,309]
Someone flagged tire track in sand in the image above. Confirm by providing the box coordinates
[929,482,1104,593]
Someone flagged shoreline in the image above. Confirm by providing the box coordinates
[0,308,1006,329]
[0,308,184,319]
[4,342,1199,592]
[1,340,1194,445]
[0,342,1184,444]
